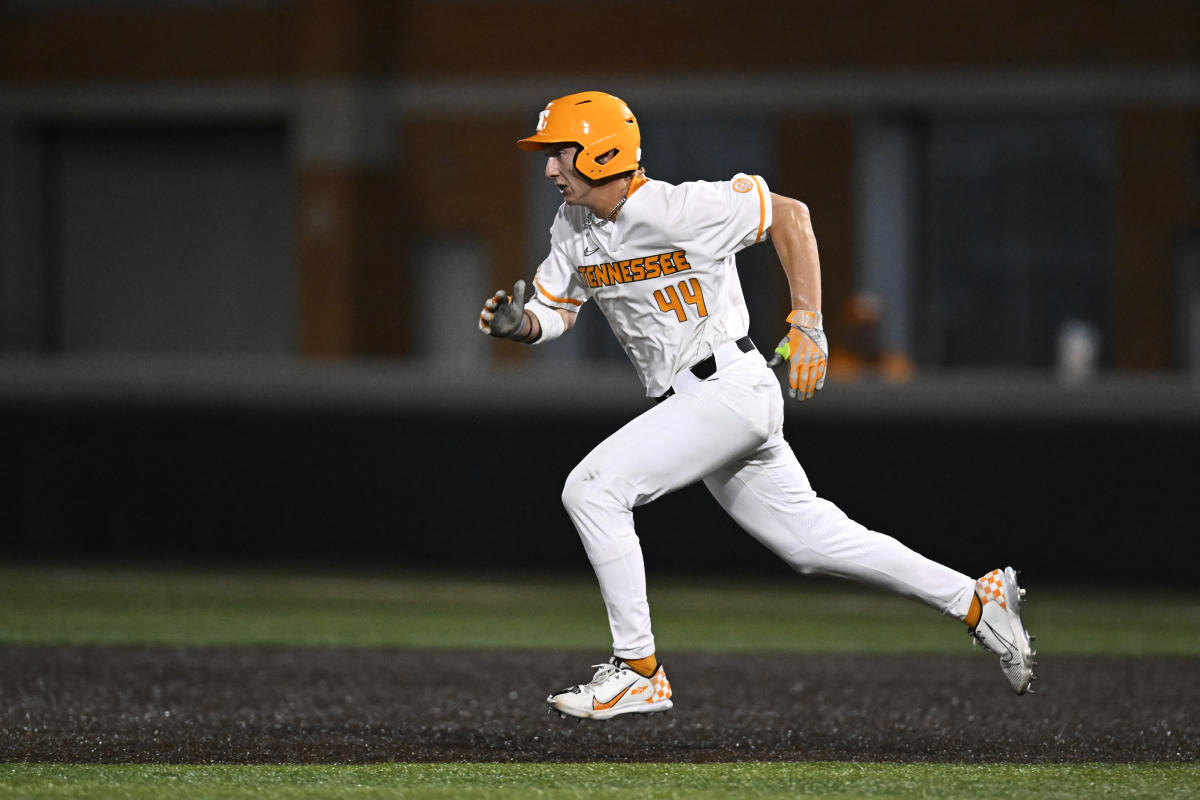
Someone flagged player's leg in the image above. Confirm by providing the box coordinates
[703,434,975,615]
[561,380,771,659]
[703,436,1035,692]
[550,367,775,719]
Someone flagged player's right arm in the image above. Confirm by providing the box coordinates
[480,209,586,344]
[478,280,577,344]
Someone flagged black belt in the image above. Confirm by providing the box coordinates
[655,336,754,403]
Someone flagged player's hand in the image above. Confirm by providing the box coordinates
[479,280,526,338]
[765,310,827,400]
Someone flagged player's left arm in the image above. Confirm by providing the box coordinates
[765,193,828,400]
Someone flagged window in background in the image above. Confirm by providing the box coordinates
[916,114,1115,369]
[855,115,920,364]
[412,235,490,365]
[13,124,294,355]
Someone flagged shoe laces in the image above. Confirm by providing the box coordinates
[587,661,622,686]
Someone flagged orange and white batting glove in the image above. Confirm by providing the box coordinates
[478,279,527,338]
[767,310,827,400]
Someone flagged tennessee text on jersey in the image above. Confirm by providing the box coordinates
[577,250,693,289]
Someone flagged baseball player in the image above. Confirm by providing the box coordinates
[478,91,1036,720]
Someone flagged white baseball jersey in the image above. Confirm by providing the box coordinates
[532,173,773,398]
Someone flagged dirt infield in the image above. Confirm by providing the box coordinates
[1,645,1195,763]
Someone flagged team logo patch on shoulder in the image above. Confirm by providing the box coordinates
[732,177,755,193]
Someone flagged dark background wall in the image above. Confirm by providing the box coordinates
[4,393,1194,585]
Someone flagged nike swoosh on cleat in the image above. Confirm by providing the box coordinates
[592,684,632,711]
[983,622,1019,664]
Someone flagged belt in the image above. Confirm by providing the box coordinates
[655,336,755,403]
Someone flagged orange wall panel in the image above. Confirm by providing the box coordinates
[3,0,1193,82]
[1114,110,1200,369]
[398,0,1198,77]
[0,6,290,82]
[775,114,857,344]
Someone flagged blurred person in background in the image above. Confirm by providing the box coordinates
[827,293,915,382]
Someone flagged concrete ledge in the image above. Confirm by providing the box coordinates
[1,355,1197,424]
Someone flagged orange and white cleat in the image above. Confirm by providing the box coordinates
[547,657,673,720]
[970,567,1037,694]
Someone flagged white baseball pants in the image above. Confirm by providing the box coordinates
[560,348,976,660]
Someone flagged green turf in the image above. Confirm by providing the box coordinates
[0,563,1195,655]
[1,763,1196,800]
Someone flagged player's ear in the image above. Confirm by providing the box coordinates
[595,149,618,165]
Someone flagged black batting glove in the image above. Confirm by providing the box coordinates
[478,280,527,339]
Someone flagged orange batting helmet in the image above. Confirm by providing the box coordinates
[517,91,641,181]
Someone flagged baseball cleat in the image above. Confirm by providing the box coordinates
[969,567,1037,694]
[547,656,673,720]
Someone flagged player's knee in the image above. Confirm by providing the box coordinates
[560,465,592,514]
[561,462,626,514]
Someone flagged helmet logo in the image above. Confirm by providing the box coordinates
[536,109,550,132]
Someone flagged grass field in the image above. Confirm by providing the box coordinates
[1,562,1197,800]
[0,563,1196,654]
[2,762,1198,800]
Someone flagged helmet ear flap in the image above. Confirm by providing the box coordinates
[577,146,621,179]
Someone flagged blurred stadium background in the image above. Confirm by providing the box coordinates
[1,0,1197,585]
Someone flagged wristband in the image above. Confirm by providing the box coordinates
[527,298,566,344]
[520,309,541,343]
[786,309,823,330]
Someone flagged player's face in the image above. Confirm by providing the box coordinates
[543,145,592,206]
